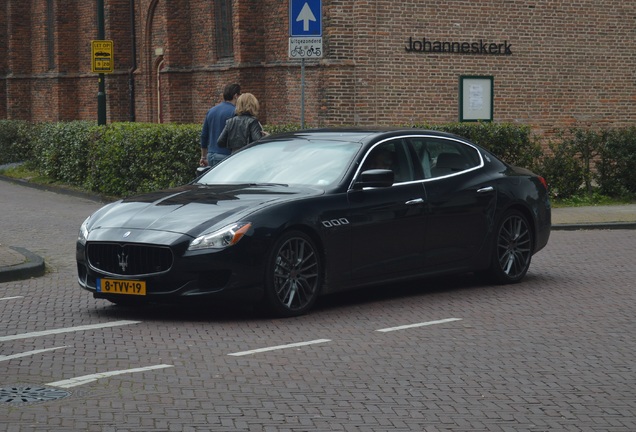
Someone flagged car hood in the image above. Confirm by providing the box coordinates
[86,184,322,237]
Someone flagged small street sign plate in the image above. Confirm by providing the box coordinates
[91,40,114,73]
[289,37,323,59]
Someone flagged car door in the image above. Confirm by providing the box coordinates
[346,138,428,283]
[419,137,497,269]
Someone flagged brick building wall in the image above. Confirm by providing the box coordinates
[0,0,634,135]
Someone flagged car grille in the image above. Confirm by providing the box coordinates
[87,243,173,276]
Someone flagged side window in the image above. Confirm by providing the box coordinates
[363,144,395,171]
[214,0,234,59]
[408,137,481,178]
[429,139,480,177]
[362,139,421,183]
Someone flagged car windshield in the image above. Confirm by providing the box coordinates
[197,139,362,187]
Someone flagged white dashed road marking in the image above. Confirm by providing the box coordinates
[47,364,174,389]
[0,346,69,362]
[0,320,141,342]
[228,339,332,356]
[0,296,24,301]
[376,317,462,333]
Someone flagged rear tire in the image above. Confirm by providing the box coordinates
[264,230,322,317]
[486,210,533,284]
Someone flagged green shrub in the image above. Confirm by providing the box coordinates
[538,138,585,199]
[597,126,636,197]
[30,121,99,186]
[6,119,636,202]
[86,123,200,197]
[0,120,35,164]
[539,127,636,200]
[564,128,605,195]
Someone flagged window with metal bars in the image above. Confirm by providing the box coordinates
[47,0,55,69]
[214,0,234,59]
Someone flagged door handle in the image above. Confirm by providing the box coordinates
[477,186,494,193]
[406,198,424,205]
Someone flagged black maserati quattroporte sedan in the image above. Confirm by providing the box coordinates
[77,128,551,316]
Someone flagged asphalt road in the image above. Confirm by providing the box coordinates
[1,180,635,432]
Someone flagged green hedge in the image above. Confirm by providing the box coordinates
[30,121,101,186]
[538,127,636,199]
[7,121,199,197]
[85,123,200,196]
[1,120,634,200]
[0,120,35,164]
[597,127,636,197]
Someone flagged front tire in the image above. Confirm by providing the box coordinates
[264,230,322,317]
[487,210,533,284]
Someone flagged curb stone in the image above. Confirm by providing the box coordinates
[551,222,636,231]
[0,246,46,283]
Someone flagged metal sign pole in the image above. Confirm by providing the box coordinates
[97,0,107,125]
[301,58,305,129]
[289,0,322,130]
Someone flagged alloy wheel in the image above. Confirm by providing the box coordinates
[267,231,321,316]
[496,212,532,281]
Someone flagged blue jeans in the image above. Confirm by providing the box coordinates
[207,152,229,167]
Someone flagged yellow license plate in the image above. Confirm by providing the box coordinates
[97,278,146,296]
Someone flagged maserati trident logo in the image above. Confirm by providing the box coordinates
[117,251,129,272]
[123,231,131,238]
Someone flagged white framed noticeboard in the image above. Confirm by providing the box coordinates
[459,76,493,122]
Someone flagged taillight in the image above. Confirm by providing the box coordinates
[538,176,548,191]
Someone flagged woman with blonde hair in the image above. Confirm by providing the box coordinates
[217,92,267,153]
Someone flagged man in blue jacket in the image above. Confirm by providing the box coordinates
[199,83,241,167]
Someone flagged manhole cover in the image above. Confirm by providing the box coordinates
[0,386,71,405]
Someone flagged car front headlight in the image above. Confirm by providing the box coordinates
[78,216,91,245]
[188,222,252,251]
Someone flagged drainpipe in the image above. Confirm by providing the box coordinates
[128,0,137,122]
[157,58,164,123]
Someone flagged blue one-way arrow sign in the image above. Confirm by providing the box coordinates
[297,3,316,32]
[290,0,322,37]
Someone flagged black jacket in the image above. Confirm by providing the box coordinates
[217,114,263,151]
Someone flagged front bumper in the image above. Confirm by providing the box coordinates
[76,238,268,302]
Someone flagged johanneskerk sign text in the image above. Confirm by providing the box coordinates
[406,37,512,55]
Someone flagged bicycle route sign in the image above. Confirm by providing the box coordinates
[289,0,322,58]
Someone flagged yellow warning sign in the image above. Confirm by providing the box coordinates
[91,40,114,73]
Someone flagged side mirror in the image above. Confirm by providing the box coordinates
[195,166,211,179]
[354,169,394,189]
